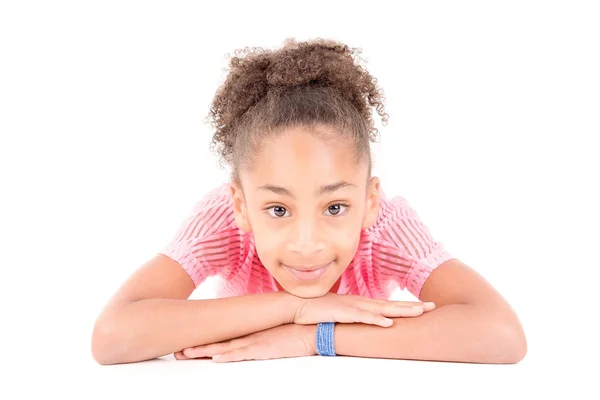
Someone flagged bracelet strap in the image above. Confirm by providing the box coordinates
[316,322,336,356]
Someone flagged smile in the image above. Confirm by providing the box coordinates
[283,262,332,281]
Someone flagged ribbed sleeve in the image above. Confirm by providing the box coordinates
[159,183,239,287]
[370,191,455,298]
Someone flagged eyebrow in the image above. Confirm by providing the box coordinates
[257,181,357,199]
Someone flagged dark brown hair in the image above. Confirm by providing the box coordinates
[205,38,389,181]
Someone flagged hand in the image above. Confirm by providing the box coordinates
[174,324,316,363]
[293,292,435,327]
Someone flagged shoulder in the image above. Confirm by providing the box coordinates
[363,185,455,298]
[168,182,237,245]
[368,187,446,260]
[159,182,243,287]
[364,186,413,238]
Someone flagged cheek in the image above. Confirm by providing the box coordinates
[321,214,363,263]
[333,229,362,259]
[334,211,364,245]
[252,227,285,265]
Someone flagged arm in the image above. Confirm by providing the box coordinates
[91,254,300,365]
[182,259,527,364]
[321,259,527,364]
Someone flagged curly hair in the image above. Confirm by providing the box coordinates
[206,37,389,181]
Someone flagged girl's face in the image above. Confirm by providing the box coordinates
[231,126,380,299]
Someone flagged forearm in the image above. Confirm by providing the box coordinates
[92,292,299,365]
[332,304,527,364]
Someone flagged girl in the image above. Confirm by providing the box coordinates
[92,38,526,365]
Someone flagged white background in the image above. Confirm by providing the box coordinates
[1,1,598,398]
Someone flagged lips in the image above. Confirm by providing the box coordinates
[283,262,332,281]
[284,263,331,272]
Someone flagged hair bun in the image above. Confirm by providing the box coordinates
[265,39,348,87]
[208,37,388,168]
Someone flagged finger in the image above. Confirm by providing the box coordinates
[370,299,418,306]
[358,302,426,318]
[174,351,192,360]
[382,303,427,317]
[368,300,436,313]
[371,299,435,309]
[384,301,436,312]
[183,343,226,359]
[212,344,261,363]
[184,339,248,359]
[346,308,394,327]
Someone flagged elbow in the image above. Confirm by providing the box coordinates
[488,319,528,364]
[91,316,128,365]
[507,323,528,363]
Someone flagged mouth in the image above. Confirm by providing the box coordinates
[283,262,332,281]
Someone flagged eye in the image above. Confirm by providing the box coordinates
[266,203,350,219]
[267,206,290,218]
[324,203,349,217]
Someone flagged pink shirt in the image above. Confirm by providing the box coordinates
[160,183,455,299]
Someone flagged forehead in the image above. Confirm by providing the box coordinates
[242,127,366,192]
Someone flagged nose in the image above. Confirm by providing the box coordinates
[286,218,325,256]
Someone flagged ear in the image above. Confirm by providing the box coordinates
[230,181,252,233]
[362,176,380,230]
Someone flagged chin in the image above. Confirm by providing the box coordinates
[273,260,343,298]
[282,283,331,299]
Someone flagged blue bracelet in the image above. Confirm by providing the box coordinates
[316,322,336,356]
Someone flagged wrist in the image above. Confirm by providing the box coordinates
[315,322,337,356]
[277,290,305,324]
[301,324,318,355]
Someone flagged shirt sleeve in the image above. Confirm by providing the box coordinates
[159,183,239,288]
[372,195,456,298]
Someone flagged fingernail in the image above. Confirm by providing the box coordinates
[184,348,196,356]
[425,302,435,306]
[212,354,221,361]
